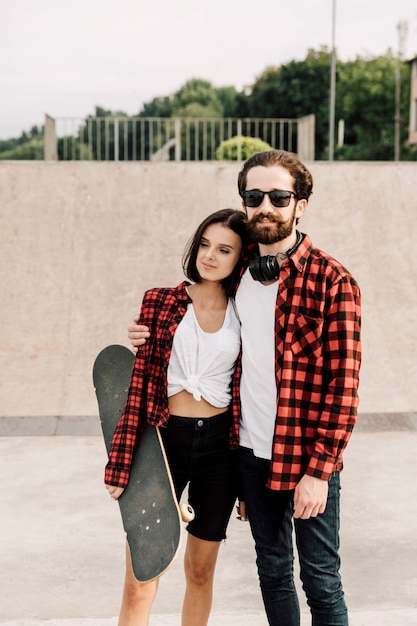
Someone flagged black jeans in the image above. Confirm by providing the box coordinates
[239,447,348,626]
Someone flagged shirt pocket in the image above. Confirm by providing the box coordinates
[291,311,323,359]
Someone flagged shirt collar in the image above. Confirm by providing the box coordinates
[286,232,312,273]
[177,281,193,303]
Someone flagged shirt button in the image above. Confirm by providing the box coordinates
[197,419,204,427]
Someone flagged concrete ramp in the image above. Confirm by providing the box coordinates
[0,161,416,421]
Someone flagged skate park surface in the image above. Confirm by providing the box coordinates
[1,423,417,625]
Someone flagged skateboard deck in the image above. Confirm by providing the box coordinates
[93,344,182,582]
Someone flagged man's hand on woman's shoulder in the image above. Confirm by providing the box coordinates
[128,315,150,349]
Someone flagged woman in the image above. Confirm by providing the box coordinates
[105,208,247,626]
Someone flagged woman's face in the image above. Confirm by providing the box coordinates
[196,223,242,283]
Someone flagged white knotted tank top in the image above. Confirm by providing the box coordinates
[167,299,241,408]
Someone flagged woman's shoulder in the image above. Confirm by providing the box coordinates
[142,282,191,306]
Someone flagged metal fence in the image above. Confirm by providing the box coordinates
[44,114,315,162]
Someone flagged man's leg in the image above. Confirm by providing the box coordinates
[295,472,348,626]
[239,447,300,626]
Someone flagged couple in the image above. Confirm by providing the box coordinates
[105,149,362,626]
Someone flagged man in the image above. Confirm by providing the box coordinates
[128,150,362,626]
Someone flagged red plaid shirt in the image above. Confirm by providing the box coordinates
[231,233,362,490]
[105,282,192,487]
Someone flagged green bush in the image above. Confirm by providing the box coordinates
[0,137,44,160]
[216,136,272,161]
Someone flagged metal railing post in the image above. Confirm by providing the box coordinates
[175,118,181,161]
[237,119,242,160]
[114,118,119,161]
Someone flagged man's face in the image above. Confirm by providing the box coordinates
[242,165,306,245]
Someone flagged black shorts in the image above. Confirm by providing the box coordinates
[160,410,238,542]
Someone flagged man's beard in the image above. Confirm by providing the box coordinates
[246,208,297,244]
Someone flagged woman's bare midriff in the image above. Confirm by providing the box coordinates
[168,389,229,418]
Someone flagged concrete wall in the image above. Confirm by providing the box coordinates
[1,161,416,423]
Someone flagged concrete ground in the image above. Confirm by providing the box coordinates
[1,421,417,625]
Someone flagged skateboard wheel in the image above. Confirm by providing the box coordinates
[180,503,195,522]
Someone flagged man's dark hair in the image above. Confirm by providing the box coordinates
[238,150,313,201]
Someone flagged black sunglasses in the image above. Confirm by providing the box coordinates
[241,189,298,208]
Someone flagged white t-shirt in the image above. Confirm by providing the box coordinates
[167,299,241,408]
[235,269,278,459]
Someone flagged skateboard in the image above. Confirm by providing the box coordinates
[93,344,193,582]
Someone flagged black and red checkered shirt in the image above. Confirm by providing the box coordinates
[231,233,362,490]
[105,282,192,487]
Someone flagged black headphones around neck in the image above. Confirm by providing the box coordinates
[249,254,280,282]
[248,231,303,282]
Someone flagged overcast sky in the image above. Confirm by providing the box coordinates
[1,0,416,139]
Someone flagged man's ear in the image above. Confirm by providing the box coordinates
[295,198,307,220]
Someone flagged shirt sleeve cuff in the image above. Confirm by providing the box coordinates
[305,454,336,481]
[104,464,131,488]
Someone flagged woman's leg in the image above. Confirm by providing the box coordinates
[181,534,221,626]
[162,413,236,625]
[118,542,159,626]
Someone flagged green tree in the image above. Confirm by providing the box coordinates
[0,126,44,159]
[139,96,173,118]
[0,136,43,160]
[215,86,243,118]
[335,54,412,160]
[247,48,332,158]
[172,78,224,117]
[138,83,246,120]
[174,102,223,118]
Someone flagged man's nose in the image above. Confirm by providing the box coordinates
[257,195,275,212]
